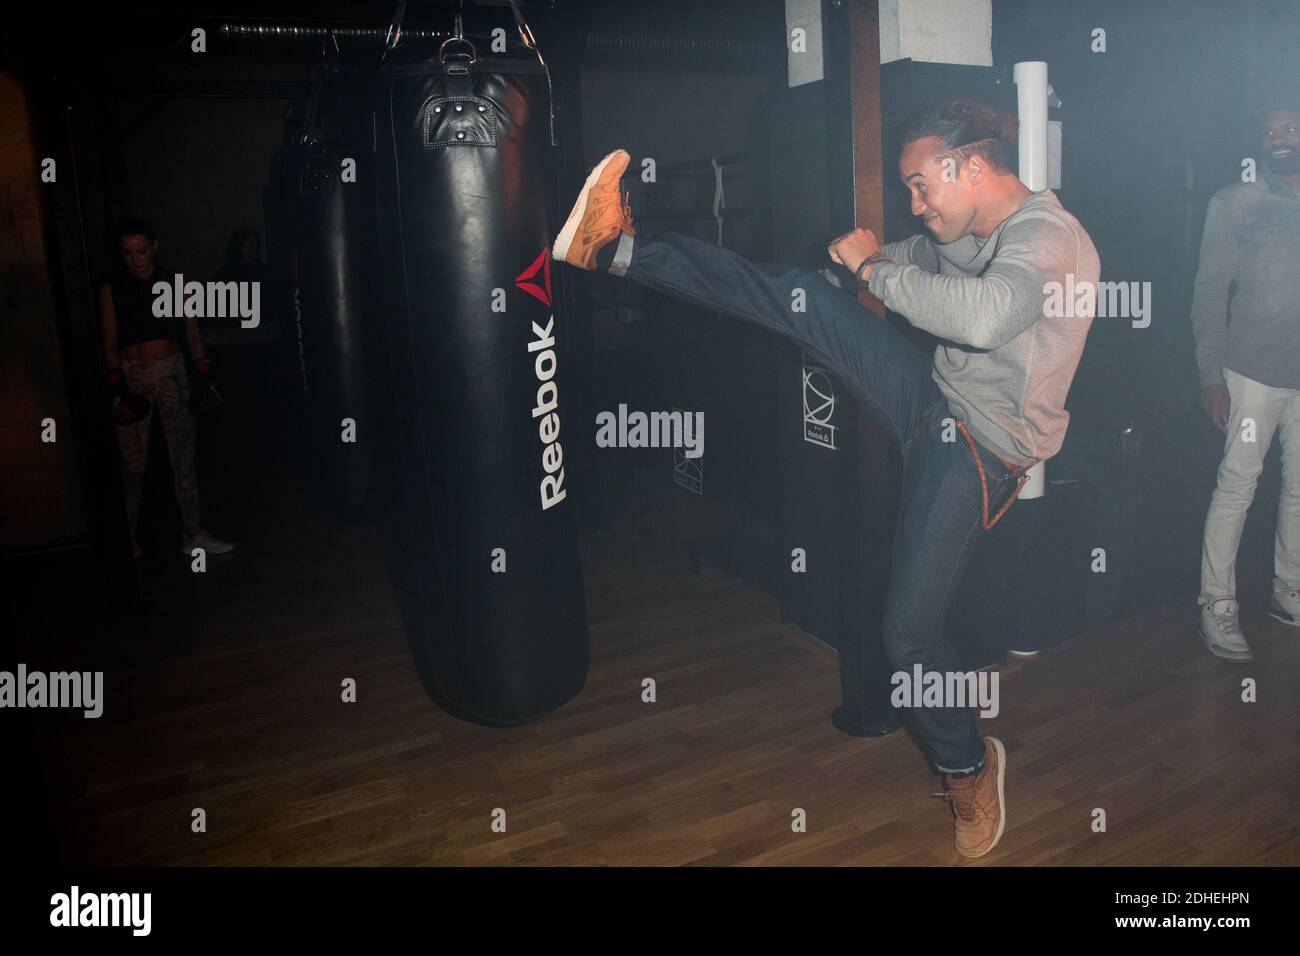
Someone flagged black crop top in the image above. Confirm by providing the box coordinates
[110,269,185,348]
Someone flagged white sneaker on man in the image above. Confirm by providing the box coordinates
[1198,597,1253,661]
[1267,587,1300,627]
[180,530,236,556]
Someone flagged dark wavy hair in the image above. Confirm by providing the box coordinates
[897,101,1018,174]
[113,216,156,243]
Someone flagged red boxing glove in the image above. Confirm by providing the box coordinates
[191,357,223,413]
[107,367,150,426]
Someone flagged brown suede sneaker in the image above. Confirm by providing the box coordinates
[552,148,636,270]
[933,736,1006,859]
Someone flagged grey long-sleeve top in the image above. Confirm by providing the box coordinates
[1190,169,1300,391]
[867,188,1100,468]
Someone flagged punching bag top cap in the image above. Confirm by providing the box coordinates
[378,54,546,78]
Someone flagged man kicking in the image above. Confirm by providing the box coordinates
[553,101,1100,859]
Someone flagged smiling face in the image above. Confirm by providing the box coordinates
[1262,109,1300,175]
[899,135,979,244]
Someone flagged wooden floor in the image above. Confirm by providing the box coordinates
[26,447,1300,867]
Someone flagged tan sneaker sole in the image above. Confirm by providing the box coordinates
[958,736,1007,859]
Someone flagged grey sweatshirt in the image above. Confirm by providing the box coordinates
[867,189,1100,468]
[1190,169,1300,390]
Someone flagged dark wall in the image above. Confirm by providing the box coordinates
[572,6,786,543]
[994,0,1264,415]
[0,72,87,551]
[990,0,1297,614]
[116,96,286,280]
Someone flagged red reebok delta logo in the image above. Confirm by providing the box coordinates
[515,247,553,308]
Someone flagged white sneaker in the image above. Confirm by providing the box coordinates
[1198,598,1253,662]
[1267,586,1300,627]
[181,530,236,556]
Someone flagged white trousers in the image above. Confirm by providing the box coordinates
[1200,367,1300,604]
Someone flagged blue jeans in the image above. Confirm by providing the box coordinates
[612,228,1021,772]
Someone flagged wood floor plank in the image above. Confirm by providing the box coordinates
[29,460,1300,867]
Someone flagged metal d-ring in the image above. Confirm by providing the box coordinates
[438,35,477,63]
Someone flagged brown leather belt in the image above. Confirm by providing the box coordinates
[953,419,1034,531]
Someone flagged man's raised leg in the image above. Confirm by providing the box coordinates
[554,149,934,447]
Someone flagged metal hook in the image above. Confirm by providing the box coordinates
[381,0,408,62]
[518,20,538,51]
[507,0,536,50]
[503,0,553,142]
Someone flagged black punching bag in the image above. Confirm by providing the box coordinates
[286,66,380,515]
[375,35,588,724]
[263,137,309,419]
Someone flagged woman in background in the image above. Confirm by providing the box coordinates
[99,216,234,559]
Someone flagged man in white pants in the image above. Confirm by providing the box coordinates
[1192,95,1300,661]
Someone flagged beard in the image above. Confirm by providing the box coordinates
[1266,147,1300,175]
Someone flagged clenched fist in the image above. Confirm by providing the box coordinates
[828,227,882,276]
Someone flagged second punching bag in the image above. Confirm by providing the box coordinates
[289,63,381,515]
[375,36,588,725]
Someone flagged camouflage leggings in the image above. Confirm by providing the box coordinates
[116,352,201,540]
